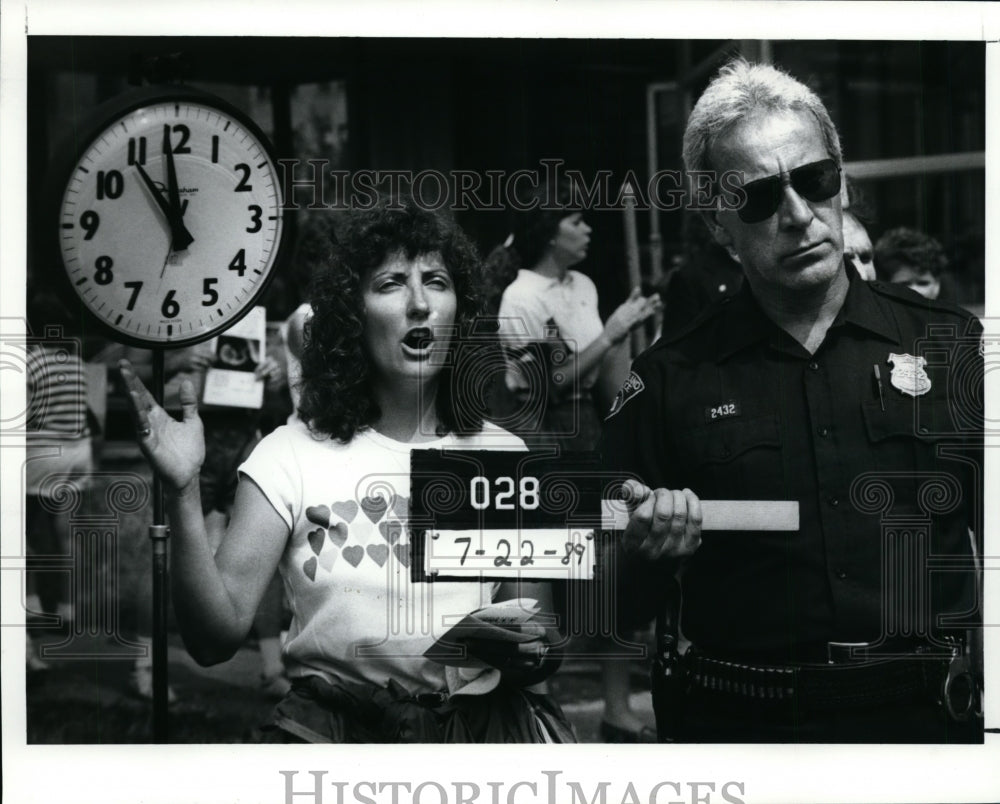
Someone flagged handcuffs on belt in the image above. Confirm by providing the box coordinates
[938,638,977,723]
[827,637,977,723]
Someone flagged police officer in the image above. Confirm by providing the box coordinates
[603,59,983,743]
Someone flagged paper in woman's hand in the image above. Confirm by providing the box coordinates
[424,598,544,667]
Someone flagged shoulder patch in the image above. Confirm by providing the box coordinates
[606,370,645,419]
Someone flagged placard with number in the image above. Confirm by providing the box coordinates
[410,450,608,581]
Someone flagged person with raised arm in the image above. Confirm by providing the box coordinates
[121,196,574,743]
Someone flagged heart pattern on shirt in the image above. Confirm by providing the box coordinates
[307,528,326,556]
[305,505,331,528]
[329,521,349,548]
[366,544,389,567]
[392,543,410,567]
[342,545,364,568]
[299,493,412,580]
[378,519,404,544]
[360,495,390,524]
[319,549,337,572]
[331,500,358,523]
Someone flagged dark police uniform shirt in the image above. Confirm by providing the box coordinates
[603,267,982,662]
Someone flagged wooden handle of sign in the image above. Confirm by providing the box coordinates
[621,183,647,356]
[601,500,799,531]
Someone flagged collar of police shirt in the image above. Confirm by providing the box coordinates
[709,261,901,363]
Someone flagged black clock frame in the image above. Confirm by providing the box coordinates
[42,83,289,349]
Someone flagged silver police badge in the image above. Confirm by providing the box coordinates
[887,353,931,397]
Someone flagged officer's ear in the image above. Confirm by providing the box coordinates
[702,211,741,265]
[839,178,851,210]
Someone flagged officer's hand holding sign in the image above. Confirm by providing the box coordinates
[620,480,702,560]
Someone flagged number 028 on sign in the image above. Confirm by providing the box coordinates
[409,451,605,581]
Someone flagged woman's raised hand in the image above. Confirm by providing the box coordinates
[119,359,205,494]
[603,287,663,345]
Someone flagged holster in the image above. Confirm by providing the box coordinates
[650,577,686,741]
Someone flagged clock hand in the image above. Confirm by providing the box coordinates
[162,125,182,214]
[159,247,172,279]
[136,161,194,252]
[134,161,173,220]
[167,206,195,252]
[161,125,195,251]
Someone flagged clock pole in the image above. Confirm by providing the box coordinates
[150,348,170,742]
[50,84,288,743]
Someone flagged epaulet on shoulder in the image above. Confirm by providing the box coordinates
[868,280,979,325]
[642,294,733,356]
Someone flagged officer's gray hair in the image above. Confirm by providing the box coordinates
[682,58,843,175]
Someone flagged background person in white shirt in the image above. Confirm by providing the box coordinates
[488,178,662,742]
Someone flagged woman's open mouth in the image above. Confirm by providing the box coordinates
[401,327,434,358]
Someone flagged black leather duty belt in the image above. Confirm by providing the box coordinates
[682,649,956,714]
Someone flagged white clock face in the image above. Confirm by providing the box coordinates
[58,96,284,346]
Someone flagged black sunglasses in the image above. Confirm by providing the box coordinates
[736,158,841,223]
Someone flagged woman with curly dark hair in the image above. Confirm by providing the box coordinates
[119,197,574,743]
[297,197,496,441]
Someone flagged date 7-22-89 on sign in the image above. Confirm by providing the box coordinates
[408,450,801,582]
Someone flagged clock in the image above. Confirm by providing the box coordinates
[50,85,286,347]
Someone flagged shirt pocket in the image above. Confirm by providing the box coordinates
[673,413,783,494]
[860,397,958,445]
[859,399,965,514]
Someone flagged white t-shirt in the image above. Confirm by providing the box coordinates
[497,268,604,394]
[239,418,525,693]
